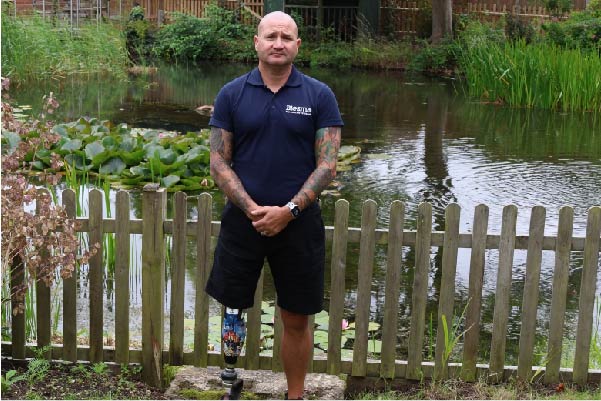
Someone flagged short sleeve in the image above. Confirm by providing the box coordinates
[316,85,344,129]
[209,86,233,132]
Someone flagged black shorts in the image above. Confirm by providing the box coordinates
[205,202,325,315]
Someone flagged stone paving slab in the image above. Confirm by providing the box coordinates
[165,366,346,400]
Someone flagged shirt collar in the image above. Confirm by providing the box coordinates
[247,65,302,88]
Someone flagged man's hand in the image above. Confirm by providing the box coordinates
[250,206,294,237]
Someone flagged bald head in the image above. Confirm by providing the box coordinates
[258,11,299,37]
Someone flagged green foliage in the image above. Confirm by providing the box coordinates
[542,11,601,51]
[410,39,459,75]
[505,13,536,43]
[91,362,108,375]
[415,2,432,39]
[26,347,52,385]
[124,6,156,63]
[456,38,601,112]
[162,364,181,388]
[1,14,129,83]
[588,0,601,15]
[1,370,26,392]
[544,0,572,16]
[152,4,255,62]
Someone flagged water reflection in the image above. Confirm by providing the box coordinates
[10,63,601,365]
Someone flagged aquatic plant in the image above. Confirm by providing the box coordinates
[1,14,129,84]
[457,38,601,112]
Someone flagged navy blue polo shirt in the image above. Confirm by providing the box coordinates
[209,65,344,206]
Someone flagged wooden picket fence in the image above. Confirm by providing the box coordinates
[4,187,601,388]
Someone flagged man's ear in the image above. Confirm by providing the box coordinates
[254,35,259,50]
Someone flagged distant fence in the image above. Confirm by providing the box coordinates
[8,0,581,37]
[3,187,600,387]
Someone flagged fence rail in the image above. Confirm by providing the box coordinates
[4,188,601,387]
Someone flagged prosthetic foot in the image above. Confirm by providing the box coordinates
[220,307,246,387]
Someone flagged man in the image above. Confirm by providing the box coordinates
[205,11,343,400]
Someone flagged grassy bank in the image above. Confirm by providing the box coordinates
[1,14,129,84]
[457,39,601,113]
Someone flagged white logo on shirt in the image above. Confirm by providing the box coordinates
[285,104,312,116]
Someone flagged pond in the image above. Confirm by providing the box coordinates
[10,62,601,366]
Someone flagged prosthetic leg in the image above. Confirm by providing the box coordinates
[220,307,246,400]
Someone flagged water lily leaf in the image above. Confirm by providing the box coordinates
[366,153,391,160]
[120,136,137,152]
[261,324,273,336]
[129,165,151,178]
[161,175,180,188]
[64,153,90,171]
[144,144,165,160]
[99,157,126,175]
[2,131,21,151]
[367,339,382,354]
[31,160,45,170]
[85,141,105,160]
[338,145,361,161]
[35,148,52,164]
[61,139,83,152]
[52,125,69,137]
[158,148,178,165]
[313,330,329,346]
[120,149,145,165]
[91,151,114,167]
[101,136,117,149]
[341,348,354,359]
[368,322,380,332]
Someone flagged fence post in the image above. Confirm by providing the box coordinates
[460,204,489,382]
[489,204,518,383]
[406,202,433,380]
[327,199,350,376]
[169,191,187,366]
[193,193,212,367]
[434,203,461,380]
[142,185,166,387]
[380,201,405,379]
[573,207,601,384]
[545,206,574,383]
[62,189,78,363]
[89,189,104,363]
[10,254,26,360]
[36,188,52,359]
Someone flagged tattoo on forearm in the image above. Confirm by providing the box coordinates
[210,127,255,214]
[292,127,341,210]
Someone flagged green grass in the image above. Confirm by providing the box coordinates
[457,39,601,113]
[353,379,601,400]
[1,14,129,83]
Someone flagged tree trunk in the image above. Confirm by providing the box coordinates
[431,0,452,44]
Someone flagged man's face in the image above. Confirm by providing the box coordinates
[254,14,301,67]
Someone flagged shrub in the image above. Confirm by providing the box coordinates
[410,39,459,75]
[1,79,97,313]
[505,13,536,43]
[543,11,601,50]
[124,6,157,63]
[152,4,255,62]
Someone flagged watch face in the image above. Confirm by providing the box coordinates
[288,202,300,218]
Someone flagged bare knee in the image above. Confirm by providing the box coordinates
[280,309,310,335]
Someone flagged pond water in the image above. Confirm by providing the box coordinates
[10,62,601,366]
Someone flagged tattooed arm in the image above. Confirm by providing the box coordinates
[210,126,259,219]
[291,126,342,210]
[251,126,341,236]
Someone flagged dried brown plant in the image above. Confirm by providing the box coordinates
[1,77,98,315]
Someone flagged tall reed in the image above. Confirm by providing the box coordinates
[1,14,129,83]
[458,40,601,113]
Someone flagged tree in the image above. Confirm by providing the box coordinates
[431,0,453,44]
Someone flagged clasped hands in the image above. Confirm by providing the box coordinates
[247,205,293,237]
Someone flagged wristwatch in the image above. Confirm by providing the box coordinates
[286,201,300,218]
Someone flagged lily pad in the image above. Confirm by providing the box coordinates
[161,175,180,188]
[99,157,126,175]
[61,138,83,152]
[85,141,105,160]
